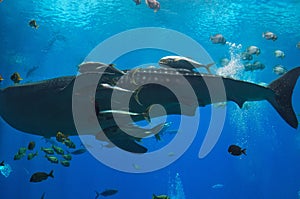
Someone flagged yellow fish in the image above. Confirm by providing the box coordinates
[29,20,39,29]
[10,72,23,84]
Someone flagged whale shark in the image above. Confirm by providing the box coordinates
[0,62,299,153]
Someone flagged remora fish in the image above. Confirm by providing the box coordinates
[0,63,299,152]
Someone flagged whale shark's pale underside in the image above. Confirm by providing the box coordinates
[1,63,299,153]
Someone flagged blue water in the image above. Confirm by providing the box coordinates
[1,0,300,198]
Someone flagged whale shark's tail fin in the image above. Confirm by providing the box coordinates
[267,66,300,129]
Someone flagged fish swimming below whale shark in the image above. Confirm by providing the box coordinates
[0,62,299,153]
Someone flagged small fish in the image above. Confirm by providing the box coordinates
[246,46,260,55]
[30,170,54,183]
[262,31,277,41]
[273,65,288,75]
[63,139,76,149]
[133,0,141,5]
[274,50,285,59]
[97,189,118,197]
[10,72,23,84]
[228,144,246,156]
[29,20,39,29]
[253,61,265,70]
[26,66,39,78]
[152,194,170,199]
[52,145,64,155]
[212,183,224,189]
[241,52,253,61]
[45,155,58,163]
[210,34,226,44]
[69,148,87,155]
[60,160,70,167]
[296,41,300,49]
[0,75,4,82]
[62,154,72,161]
[41,147,54,154]
[14,153,25,160]
[18,147,27,155]
[244,61,265,72]
[40,192,46,199]
[0,161,4,166]
[56,131,69,142]
[27,151,38,160]
[28,141,36,150]
[145,0,160,12]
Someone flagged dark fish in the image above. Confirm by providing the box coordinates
[133,0,141,5]
[26,66,39,78]
[63,139,76,148]
[228,145,246,156]
[29,20,39,29]
[27,151,38,160]
[100,189,118,197]
[95,191,100,199]
[60,160,70,167]
[69,148,87,155]
[28,141,36,150]
[241,52,253,61]
[30,170,54,183]
[14,153,25,160]
[56,131,69,142]
[0,161,4,166]
[41,192,46,199]
[62,154,72,160]
[210,34,226,44]
[10,72,23,84]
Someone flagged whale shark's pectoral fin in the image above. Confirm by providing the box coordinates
[102,127,148,153]
[231,98,246,108]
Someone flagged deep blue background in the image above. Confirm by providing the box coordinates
[1,0,300,198]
